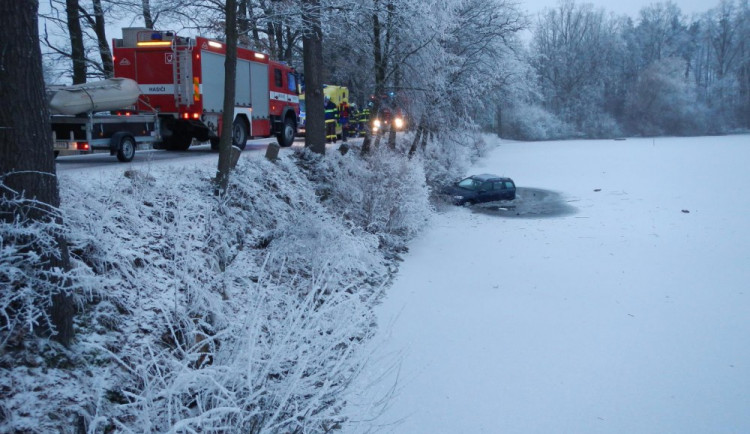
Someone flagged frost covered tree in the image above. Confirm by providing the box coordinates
[0,0,75,345]
[624,57,707,135]
[530,0,620,135]
[632,2,690,69]
[691,0,748,129]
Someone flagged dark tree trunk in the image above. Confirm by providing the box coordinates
[216,0,239,194]
[495,106,503,137]
[238,0,249,45]
[303,0,325,154]
[66,0,87,84]
[0,0,74,346]
[387,37,401,151]
[249,1,261,47]
[421,127,430,150]
[142,0,154,29]
[91,0,114,77]
[408,116,425,158]
[260,0,277,58]
[275,24,284,60]
[362,1,392,155]
[283,27,296,63]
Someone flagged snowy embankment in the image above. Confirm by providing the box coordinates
[1,145,435,432]
[348,135,750,433]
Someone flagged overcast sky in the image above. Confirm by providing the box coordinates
[521,0,717,19]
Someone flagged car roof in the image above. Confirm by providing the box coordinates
[471,173,513,182]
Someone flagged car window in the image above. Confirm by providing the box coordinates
[274,69,283,87]
[493,181,505,190]
[505,181,515,189]
[287,72,297,93]
[457,178,478,190]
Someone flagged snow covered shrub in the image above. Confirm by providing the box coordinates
[2,154,397,433]
[625,58,709,136]
[0,186,104,432]
[501,103,577,140]
[0,188,98,346]
[418,129,492,191]
[578,110,623,139]
[296,146,432,251]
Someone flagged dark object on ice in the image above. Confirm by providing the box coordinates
[594,188,601,192]
[442,174,515,206]
[472,187,577,219]
[682,209,690,213]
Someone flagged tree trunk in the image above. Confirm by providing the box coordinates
[216,0,238,194]
[0,0,74,345]
[303,0,325,154]
[92,0,114,77]
[275,23,284,60]
[238,0,249,45]
[283,27,295,63]
[387,33,401,151]
[361,6,385,155]
[495,105,503,137]
[142,0,154,29]
[408,116,425,158]
[249,1,261,48]
[66,0,87,83]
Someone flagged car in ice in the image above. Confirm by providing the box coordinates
[442,174,516,205]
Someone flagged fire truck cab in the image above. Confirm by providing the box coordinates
[112,28,299,151]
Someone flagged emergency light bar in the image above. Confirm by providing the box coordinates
[208,41,223,49]
[137,41,172,47]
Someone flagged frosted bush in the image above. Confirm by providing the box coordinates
[0,190,99,347]
[1,150,411,433]
[502,103,577,140]
[418,129,493,191]
[297,146,433,251]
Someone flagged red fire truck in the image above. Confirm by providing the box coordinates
[112,27,299,151]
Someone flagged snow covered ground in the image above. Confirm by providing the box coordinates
[348,135,750,433]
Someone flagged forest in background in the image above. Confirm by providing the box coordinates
[39,0,750,141]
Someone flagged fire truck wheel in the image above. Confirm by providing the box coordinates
[277,117,295,147]
[232,119,248,151]
[116,136,136,162]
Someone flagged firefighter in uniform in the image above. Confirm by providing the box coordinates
[357,105,371,137]
[338,101,350,142]
[324,97,338,142]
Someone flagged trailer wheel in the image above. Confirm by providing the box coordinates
[277,116,295,147]
[232,118,248,151]
[116,136,136,162]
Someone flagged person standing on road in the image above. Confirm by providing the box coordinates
[324,97,337,143]
[338,101,350,142]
